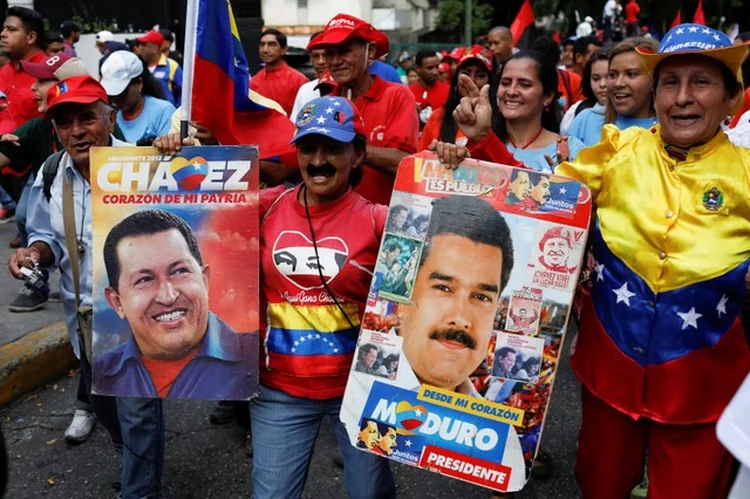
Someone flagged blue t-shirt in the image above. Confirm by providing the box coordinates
[116,96,176,145]
[507,135,586,173]
[568,107,656,146]
[369,60,403,84]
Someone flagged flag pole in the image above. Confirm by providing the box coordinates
[180,0,199,140]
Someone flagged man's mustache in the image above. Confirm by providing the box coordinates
[429,328,476,350]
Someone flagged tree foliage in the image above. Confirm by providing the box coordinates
[435,0,495,41]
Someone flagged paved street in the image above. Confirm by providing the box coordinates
[1,329,583,499]
[0,221,62,345]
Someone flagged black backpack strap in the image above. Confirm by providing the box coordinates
[42,150,67,202]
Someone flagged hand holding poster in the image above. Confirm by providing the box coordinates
[90,146,260,400]
[341,153,592,492]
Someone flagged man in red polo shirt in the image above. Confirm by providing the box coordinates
[409,50,450,129]
[0,6,46,126]
[308,14,418,205]
[250,28,309,117]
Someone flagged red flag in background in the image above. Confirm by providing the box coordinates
[693,0,706,25]
[670,10,682,29]
[552,30,562,44]
[510,0,535,47]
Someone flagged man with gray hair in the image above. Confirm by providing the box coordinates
[7,75,164,498]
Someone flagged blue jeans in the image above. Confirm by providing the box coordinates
[250,384,396,499]
[116,397,164,499]
[18,174,49,294]
[16,174,33,247]
[0,184,15,211]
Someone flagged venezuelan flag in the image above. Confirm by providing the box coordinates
[192,0,296,159]
[265,302,361,377]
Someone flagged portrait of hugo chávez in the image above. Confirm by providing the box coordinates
[93,209,257,400]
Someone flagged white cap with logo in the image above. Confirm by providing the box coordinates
[99,51,144,96]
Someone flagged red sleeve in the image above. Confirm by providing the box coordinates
[0,107,17,135]
[382,87,419,153]
[467,131,524,167]
[418,108,443,151]
[569,71,584,104]
[259,185,289,219]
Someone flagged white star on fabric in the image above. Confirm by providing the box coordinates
[325,107,334,114]
[677,307,702,330]
[333,348,339,353]
[688,26,699,33]
[613,282,635,306]
[414,408,422,417]
[702,28,711,34]
[294,340,300,347]
[300,336,307,343]
[333,101,341,107]
[291,348,296,353]
[315,334,321,339]
[676,28,685,35]
[713,34,721,41]
[716,294,728,317]
[666,34,674,42]
[307,333,314,340]
[594,262,605,282]
[559,187,567,195]
[316,116,326,124]
[404,440,412,447]
[194,164,201,170]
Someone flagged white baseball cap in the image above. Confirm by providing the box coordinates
[100,51,143,96]
[96,30,114,43]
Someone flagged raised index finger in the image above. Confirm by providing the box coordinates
[458,74,481,99]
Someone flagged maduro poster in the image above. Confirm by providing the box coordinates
[341,152,592,492]
[89,146,260,400]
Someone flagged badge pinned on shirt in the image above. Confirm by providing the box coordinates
[702,186,724,212]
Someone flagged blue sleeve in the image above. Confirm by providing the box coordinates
[567,136,587,161]
[26,168,63,266]
[369,60,403,85]
[566,110,589,146]
[155,101,177,137]
[173,64,183,108]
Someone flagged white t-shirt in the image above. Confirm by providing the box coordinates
[290,79,321,123]
[603,0,617,21]
[576,21,593,37]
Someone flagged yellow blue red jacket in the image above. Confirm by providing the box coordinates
[151,54,183,107]
[556,125,750,424]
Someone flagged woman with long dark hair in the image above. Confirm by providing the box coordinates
[418,45,496,150]
[561,48,610,134]
[490,50,585,172]
[100,50,175,145]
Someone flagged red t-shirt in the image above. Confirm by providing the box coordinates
[140,350,198,397]
[418,107,467,151]
[259,185,387,399]
[409,81,450,113]
[625,1,641,24]
[0,50,46,127]
[557,69,583,111]
[249,61,309,117]
[332,76,419,205]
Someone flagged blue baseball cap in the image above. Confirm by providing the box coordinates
[291,96,367,144]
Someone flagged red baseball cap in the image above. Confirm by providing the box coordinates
[136,30,165,46]
[45,75,109,118]
[456,45,494,72]
[307,14,389,59]
[21,53,89,80]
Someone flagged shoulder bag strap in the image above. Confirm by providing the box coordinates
[61,154,81,308]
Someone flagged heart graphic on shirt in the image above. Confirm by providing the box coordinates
[272,230,350,291]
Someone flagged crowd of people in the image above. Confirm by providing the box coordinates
[0,3,748,499]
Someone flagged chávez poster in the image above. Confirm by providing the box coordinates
[90,146,259,400]
[341,152,592,492]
